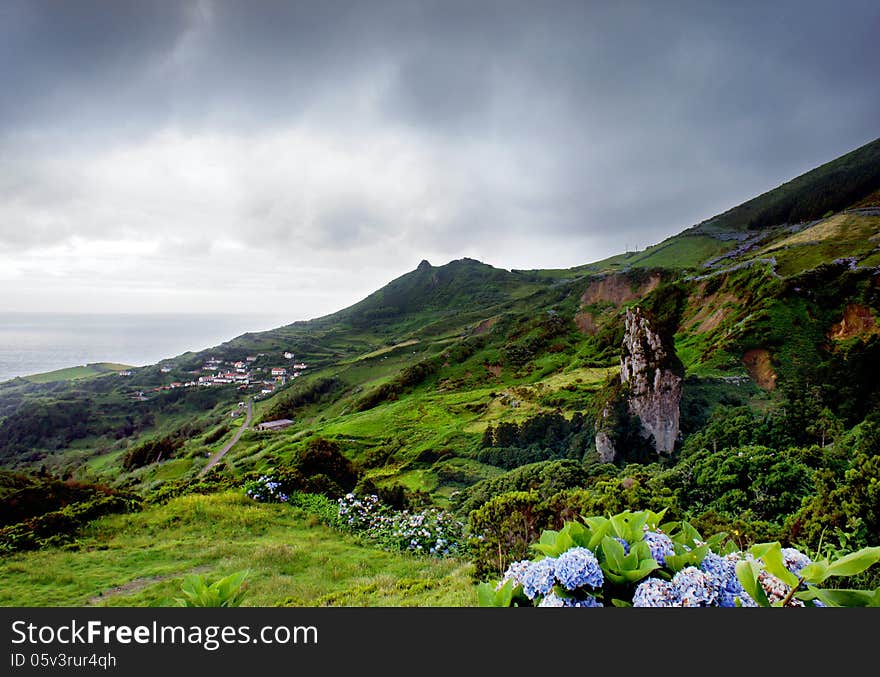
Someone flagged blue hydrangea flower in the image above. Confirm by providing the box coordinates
[537,591,604,607]
[497,559,531,591]
[671,566,717,606]
[781,548,812,575]
[554,547,604,591]
[521,558,557,600]
[633,577,678,607]
[537,592,567,607]
[643,530,675,566]
[700,552,757,608]
[569,596,603,608]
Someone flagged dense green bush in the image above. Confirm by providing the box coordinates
[478,412,593,468]
[672,445,813,521]
[452,459,588,517]
[122,421,207,470]
[786,418,880,552]
[0,398,93,458]
[0,470,120,526]
[0,493,142,554]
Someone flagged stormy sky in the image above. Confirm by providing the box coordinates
[2,1,879,318]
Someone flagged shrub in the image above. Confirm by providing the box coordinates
[0,493,142,554]
[479,509,880,607]
[336,493,465,557]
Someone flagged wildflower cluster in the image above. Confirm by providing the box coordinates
[244,475,289,503]
[337,493,465,557]
[478,510,880,608]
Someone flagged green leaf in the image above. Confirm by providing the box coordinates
[664,544,709,573]
[622,563,660,583]
[539,530,559,546]
[215,570,249,600]
[799,561,829,584]
[555,531,575,555]
[611,598,632,608]
[587,521,611,550]
[628,512,649,537]
[583,516,609,532]
[750,543,798,588]
[646,508,668,529]
[629,540,651,561]
[796,587,880,608]
[604,571,627,585]
[735,559,770,607]
[602,536,625,570]
[825,546,880,578]
[478,582,499,607]
[532,543,559,557]
[179,575,202,598]
[720,540,739,556]
[706,532,728,550]
[566,521,589,547]
[609,513,630,539]
[678,521,701,545]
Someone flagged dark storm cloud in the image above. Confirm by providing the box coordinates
[2,0,879,313]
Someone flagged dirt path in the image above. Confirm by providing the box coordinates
[86,565,212,605]
[199,398,252,476]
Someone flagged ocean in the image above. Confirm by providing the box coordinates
[0,313,292,383]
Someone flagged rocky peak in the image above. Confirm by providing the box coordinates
[620,306,683,455]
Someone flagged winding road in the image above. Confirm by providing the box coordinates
[199,397,252,476]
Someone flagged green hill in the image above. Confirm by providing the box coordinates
[695,136,880,234]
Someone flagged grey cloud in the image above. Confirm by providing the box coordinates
[2,1,880,313]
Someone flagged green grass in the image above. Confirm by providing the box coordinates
[621,234,733,270]
[23,363,134,384]
[858,249,880,268]
[0,492,476,607]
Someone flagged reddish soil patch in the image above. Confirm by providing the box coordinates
[684,290,738,334]
[829,303,879,341]
[474,317,499,334]
[695,308,726,334]
[574,311,599,335]
[580,272,662,307]
[485,364,503,377]
[742,349,777,391]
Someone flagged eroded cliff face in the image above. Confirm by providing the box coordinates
[620,307,683,455]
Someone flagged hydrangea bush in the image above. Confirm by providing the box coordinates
[336,493,466,557]
[479,509,880,608]
[244,475,290,503]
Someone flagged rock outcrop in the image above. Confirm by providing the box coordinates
[594,414,618,463]
[619,307,683,455]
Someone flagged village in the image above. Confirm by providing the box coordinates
[123,351,307,401]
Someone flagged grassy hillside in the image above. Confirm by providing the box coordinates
[22,362,134,384]
[0,491,474,606]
